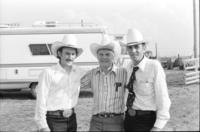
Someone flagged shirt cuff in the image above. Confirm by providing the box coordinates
[154,118,168,129]
[37,120,49,129]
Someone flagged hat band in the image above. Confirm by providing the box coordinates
[127,42,145,45]
[97,48,114,53]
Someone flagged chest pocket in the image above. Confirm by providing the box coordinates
[135,78,154,96]
[114,70,125,94]
[50,72,66,87]
[114,82,123,92]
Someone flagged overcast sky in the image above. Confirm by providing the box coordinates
[0,0,199,57]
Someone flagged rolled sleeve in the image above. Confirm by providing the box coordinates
[154,62,171,129]
[80,70,92,89]
[154,118,168,129]
[35,69,50,129]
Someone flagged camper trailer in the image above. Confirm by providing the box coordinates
[0,24,106,98]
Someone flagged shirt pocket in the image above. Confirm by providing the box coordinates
[135,79,154,96]
[72,77,80,85]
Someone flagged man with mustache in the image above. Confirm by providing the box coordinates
[35,34,84,132]
[124,28,171,131]
[81,34,127,131]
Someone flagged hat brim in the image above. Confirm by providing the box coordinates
[127,41,146,46]
[51,41,83,58]
[90,42,121,59]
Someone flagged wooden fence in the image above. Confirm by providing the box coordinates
[183,58,200,85]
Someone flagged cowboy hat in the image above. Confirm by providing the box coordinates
[90,34,121,59]
[126,28,146,46]
[51,34,83,58]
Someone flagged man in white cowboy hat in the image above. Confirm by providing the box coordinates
[81,34,127,131]
[124,28,171,131]
[35,34,84,132]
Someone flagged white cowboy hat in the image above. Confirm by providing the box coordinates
[126,28,146,46]
[51,34,83,58]
[90,34,121,59]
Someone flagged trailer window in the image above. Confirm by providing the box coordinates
[47,44,53,54]
[29,44,52,55]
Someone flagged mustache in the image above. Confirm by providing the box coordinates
[66,59,73,61]
[130,53,139,56]
[100,60,110,62]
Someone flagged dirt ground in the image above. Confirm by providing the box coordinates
[0,70,199,131]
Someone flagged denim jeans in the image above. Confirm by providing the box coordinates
[89,115,124,131]
[124,110,156,131]
[46,112,77,132]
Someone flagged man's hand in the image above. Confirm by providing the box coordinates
[150,127,161,131]
[39,127,50,132]
[63,109,72,117]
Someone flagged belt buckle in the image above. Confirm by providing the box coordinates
[127,108,136,116]
[109,113,115,117]
[105,113,114,118]
[100,113,107,118]
[98,113,108,118]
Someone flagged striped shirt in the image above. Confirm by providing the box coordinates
[81,65,127,114]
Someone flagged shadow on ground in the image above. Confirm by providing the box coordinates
[0,89,93,100]
[0,89,32,100]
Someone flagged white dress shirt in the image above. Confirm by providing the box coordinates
[125,56,171,129]
[35,63,85,129]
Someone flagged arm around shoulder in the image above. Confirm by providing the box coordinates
[80,70,92,89]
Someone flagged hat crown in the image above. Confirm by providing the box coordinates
[51,34,83,58]
[127,28,144,44]
[100,34,112,45]
[62,34,77,46]
[90,34,121,60]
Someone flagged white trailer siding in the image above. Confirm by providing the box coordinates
[0,34,101,90]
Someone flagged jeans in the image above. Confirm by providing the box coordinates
[124,110,156,131]
[89,115,124,131]
[46,112,77,132]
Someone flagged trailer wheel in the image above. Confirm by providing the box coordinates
[30,82,38,99]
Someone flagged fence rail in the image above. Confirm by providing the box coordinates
[183,58,199,85]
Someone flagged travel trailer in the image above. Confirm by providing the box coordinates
[0,24,107,98]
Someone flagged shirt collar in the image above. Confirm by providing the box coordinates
[56,63,76,73]
[131,56,147,72]
[96,64,117,75]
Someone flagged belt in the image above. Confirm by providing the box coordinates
[136,110,155,116]
[126,109,156,116]
[94,113,123,118]
[47,108,74,117]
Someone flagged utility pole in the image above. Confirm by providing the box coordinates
[155,42,158,59]
[193,0,198,58]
